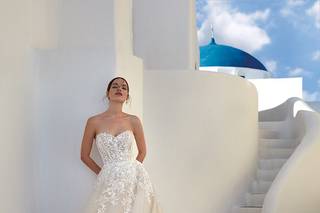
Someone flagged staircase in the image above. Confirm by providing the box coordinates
[233,120,300,213]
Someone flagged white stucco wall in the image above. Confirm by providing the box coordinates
[1,0,143,212]
[199,70,303,111]
[199,66,272,79]
[114,0,144,118]
[143,70,259,213]
[32,1,143,212]
[0,1,35,212]
[248,77,303,111]
[133,0,198,70]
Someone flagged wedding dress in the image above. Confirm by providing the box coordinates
[84,129,163,213]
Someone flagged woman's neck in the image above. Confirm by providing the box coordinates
[105,102,124,115]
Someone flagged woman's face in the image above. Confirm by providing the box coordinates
[107,78,129,103]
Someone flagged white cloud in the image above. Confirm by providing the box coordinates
[312,50,320,61]
[265,60,277,72]
[281,0,306,17]
[303,90,319,101]
[248,9,270,21]
[288,0,306,7]
[197,2,271,54]
[280,7,294,17]
[307,0,320,29]
[288,67,304,75]
[287,67,312,77]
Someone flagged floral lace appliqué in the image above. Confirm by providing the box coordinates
[93,131,156,213]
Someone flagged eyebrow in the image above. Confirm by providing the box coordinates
[112,82,127,86]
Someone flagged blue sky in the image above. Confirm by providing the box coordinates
[196,0,320,101]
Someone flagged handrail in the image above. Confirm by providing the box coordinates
[262,104,320,213]
[258,97,302,121]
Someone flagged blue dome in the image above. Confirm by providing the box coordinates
[200,38,267,71]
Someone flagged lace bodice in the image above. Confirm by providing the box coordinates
[95,130,134,165]
[92,129,156,213]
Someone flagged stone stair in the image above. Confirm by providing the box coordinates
[232,120,300,213]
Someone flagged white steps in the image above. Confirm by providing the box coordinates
[258,158,287,170]
[259,147,295,159]
[259,129,298,139]
[258,120,287,130]
[246,193,265,207]
[259,129,282,139]
[259,138,299,149]
[233,206,262,213]
[250,180,272,194]
[234,120,300,212]
[256,168,280,181]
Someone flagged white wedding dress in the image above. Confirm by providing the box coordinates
[84,130,163,213]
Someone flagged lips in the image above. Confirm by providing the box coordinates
[115,92,122,96]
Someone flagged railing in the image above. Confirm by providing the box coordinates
[258,97,302,121]
[261,98,320,213]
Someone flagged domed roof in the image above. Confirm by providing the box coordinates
[200,38,267,71]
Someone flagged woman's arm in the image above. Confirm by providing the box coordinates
[80,117,101,175]
[131,115,147,163]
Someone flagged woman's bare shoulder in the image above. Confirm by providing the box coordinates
[127,113,139,121]
[128,114,143,128]
[85,113,109,128]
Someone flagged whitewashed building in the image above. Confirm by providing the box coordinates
[0,0,319,213]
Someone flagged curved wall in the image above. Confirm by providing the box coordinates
[143,70,259,213]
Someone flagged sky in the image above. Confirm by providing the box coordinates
[196,0,320,101]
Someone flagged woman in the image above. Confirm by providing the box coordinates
[80,77,163,213]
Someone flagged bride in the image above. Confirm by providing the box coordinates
[80,77,163,213]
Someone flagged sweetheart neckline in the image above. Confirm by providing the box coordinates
[95,129,133,139]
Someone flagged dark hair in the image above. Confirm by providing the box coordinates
[104,77,130,104]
